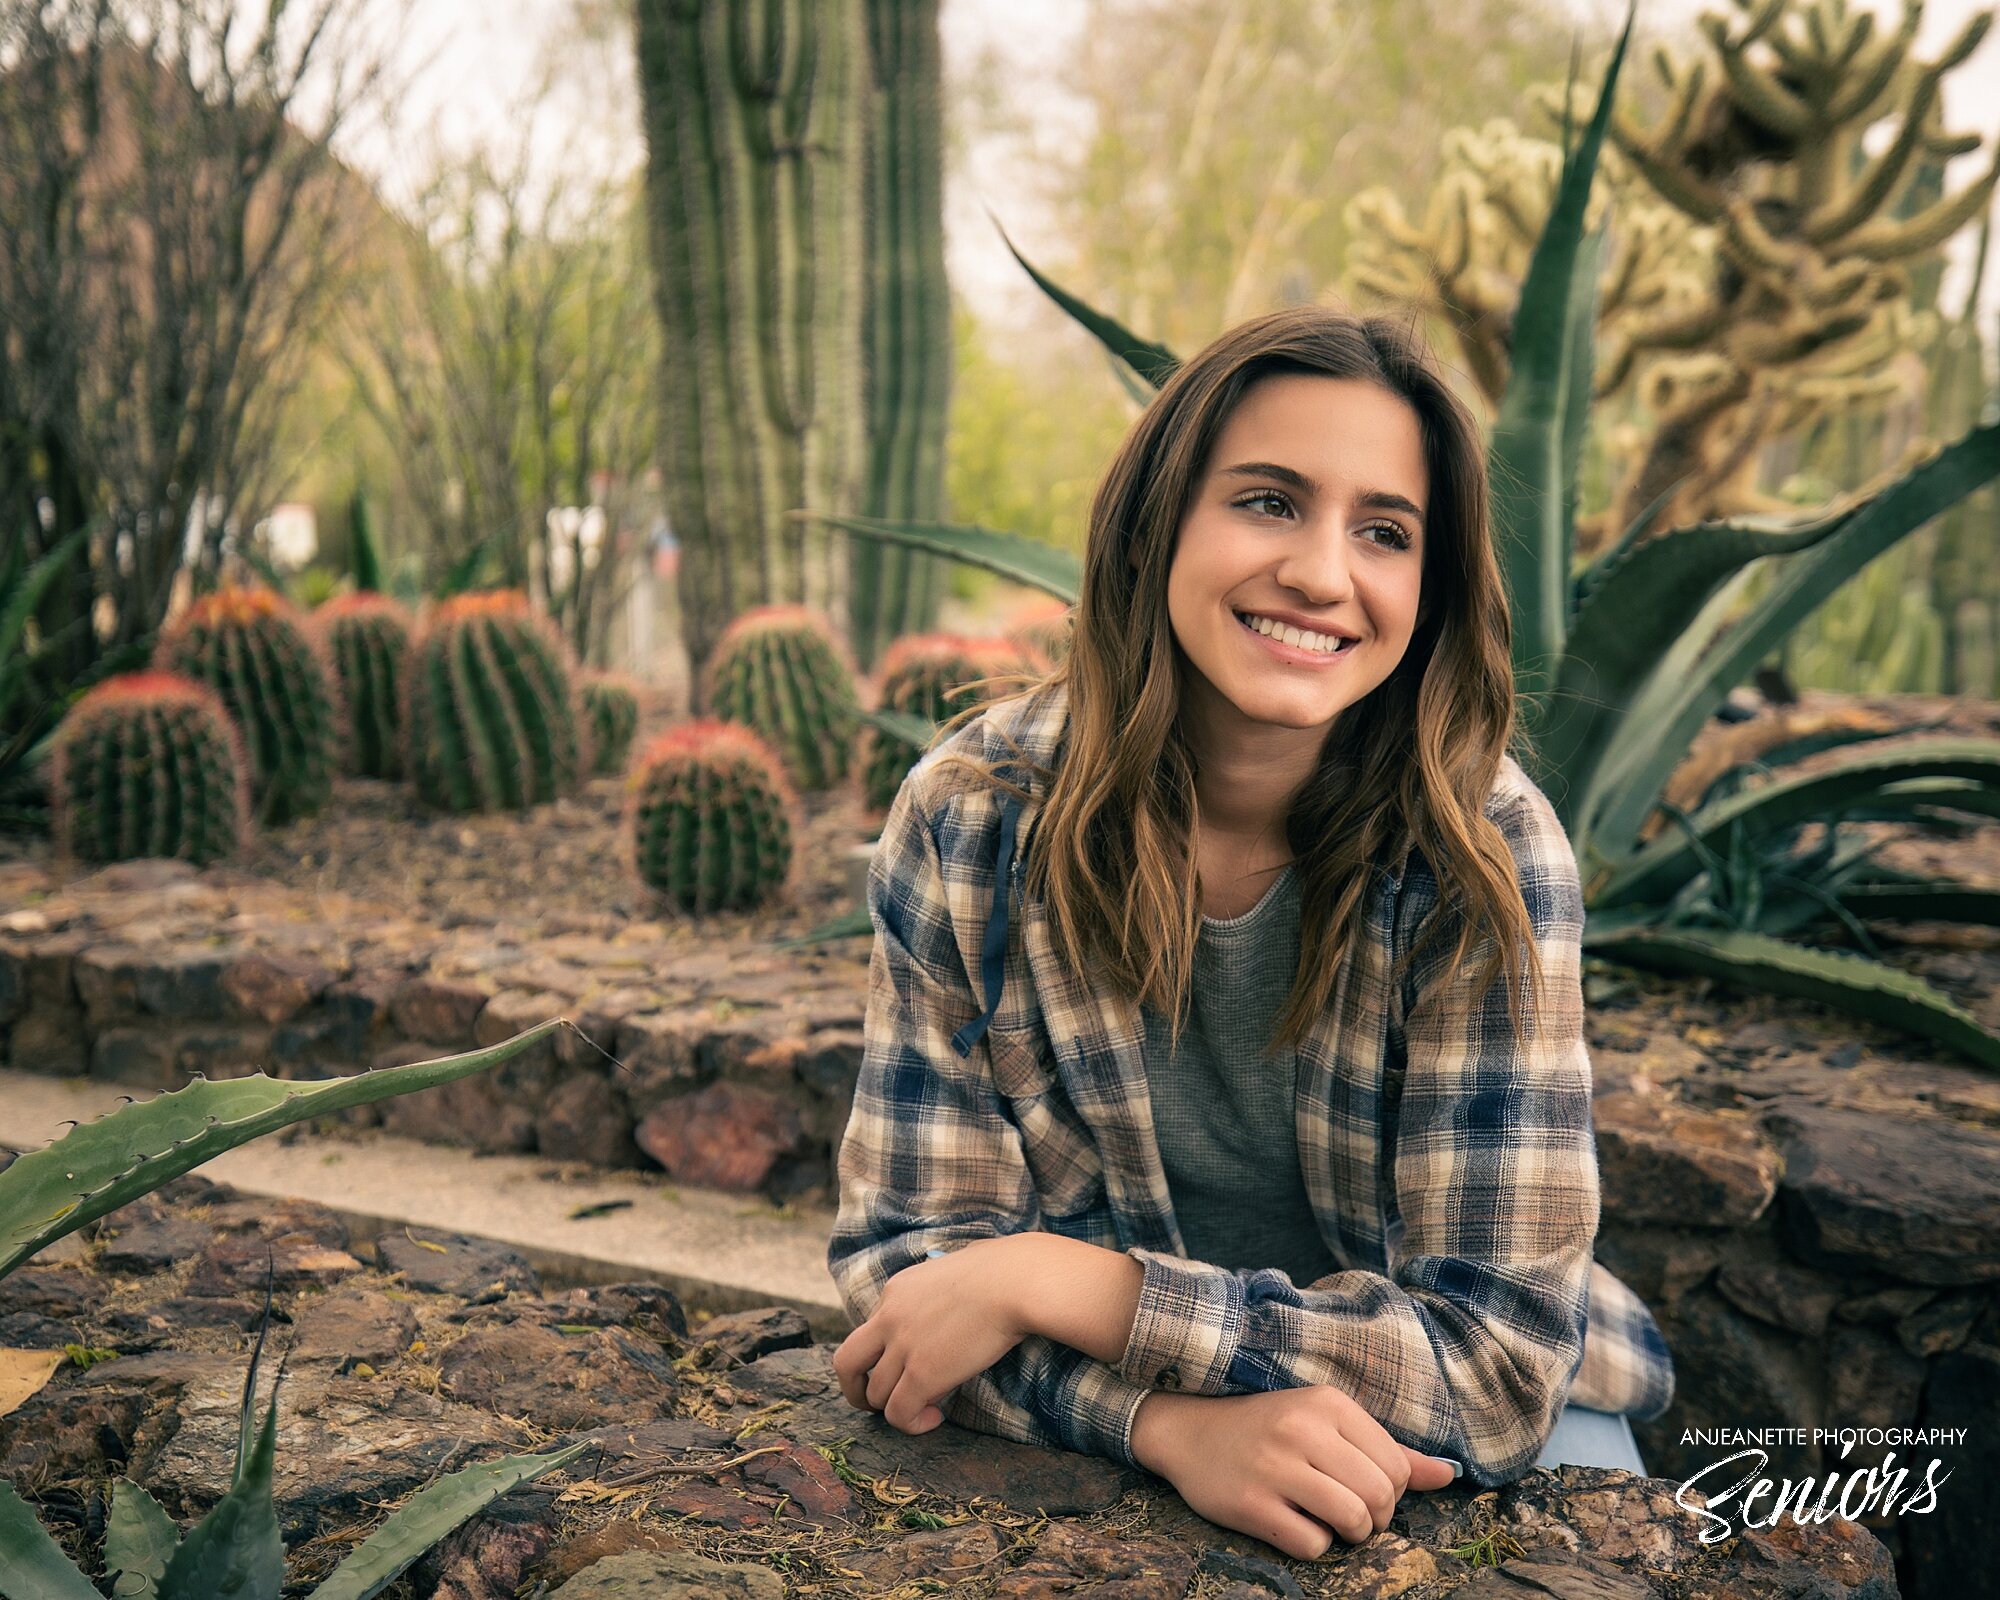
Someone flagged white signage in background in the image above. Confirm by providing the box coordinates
[257,503,319,572]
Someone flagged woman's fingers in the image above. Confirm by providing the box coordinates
[865,1345,906,1412]
[1279,1473,1376,1551]
[884,1368,947,1434]
[1305,1435,1399,1535]
[833,1322,886,1410]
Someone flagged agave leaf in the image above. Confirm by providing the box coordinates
[0,1478,102,1600]
[861,707,942,750]
[156,1370,283,1600]
[0,529,86,673]
[1841,776,2000,821]
[1490,0,1634,700]
[105,1480,181,1600]
[1583,417,2000,859]
[1594,739,2000,907]
[1583,925,2000,1072]
[1538,506,1857,809]
[988,209,1180,389]
[434,535,491,599]
[349,493,383,594]
[0,1021,564,1281]
[772,906,875,950]
[305,1441,589,1600]
[1834,882,2000,927]
[1569,474,1693,622]
[810,514,1081,602]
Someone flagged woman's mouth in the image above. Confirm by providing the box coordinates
[1234,610,1358,663]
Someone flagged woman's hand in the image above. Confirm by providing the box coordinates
[1131,1385,1461,1559]
[832,1238,1034,1434]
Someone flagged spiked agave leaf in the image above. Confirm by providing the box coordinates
[157,1348,283,1599]
[1581,925,2000,1073]
[0,1479,101,1600]
[773,906,876,950]
[815,514,1082,602]
[305,1441,589,1600]
[989,211,1181,389]
[0,1021,563,1281]
[104,1479,181,1599]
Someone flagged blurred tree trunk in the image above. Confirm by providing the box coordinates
[633,0,868,683]
[850,0,951,673]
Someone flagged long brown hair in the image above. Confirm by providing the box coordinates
[927,303,1552,1057]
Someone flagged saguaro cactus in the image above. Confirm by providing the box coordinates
[633,0,869,673]
[319,592,412,780]
[155,585,342,825]
[851,0,952,671]
[582,672,642,776]
[51,673,249,864]
[406,591,584,812]
[628,720,798,915]
[861,633,1035,814]
[702,604,864,793]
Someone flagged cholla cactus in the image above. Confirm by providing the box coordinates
[50,673,249,864]
[1344,0,1997,550]
[155,584,343,824]
[318,592,412,780]
[627,720,798,915]
[582,672,642,775]
[701,603,864,793]
[405,590,584,812]
[861,633,1036,815]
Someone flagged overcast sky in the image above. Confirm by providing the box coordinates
[331,0,2000,325]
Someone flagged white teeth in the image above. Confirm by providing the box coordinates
[1239,611,1349,656]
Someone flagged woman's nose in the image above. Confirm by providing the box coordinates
[1274,521,1357,603]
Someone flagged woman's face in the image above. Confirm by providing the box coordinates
[1162,373,1428,743]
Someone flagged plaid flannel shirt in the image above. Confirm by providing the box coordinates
[828,680,1675,1487]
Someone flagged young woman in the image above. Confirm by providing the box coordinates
[826,305,1675,1562]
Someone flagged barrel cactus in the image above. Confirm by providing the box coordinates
[861,633,1036,814]
[406,590,584,812]
[319,592,412,780]
[1006,596,1074,668]
[628,720,797,915]
[701,604,863,793]
[155,584,343,824]
[582,672,642,775]
[50,673,249,864]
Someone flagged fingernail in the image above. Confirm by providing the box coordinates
[1435,1456,1464,1480]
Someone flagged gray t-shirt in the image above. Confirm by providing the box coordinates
[1139,863,1343,1287]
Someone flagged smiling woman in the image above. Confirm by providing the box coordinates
[827,304,1674,1565]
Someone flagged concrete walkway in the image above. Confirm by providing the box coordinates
[1,1069,852,1340]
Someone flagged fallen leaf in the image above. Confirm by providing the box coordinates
[568,1200,634,1220]
[0,1349,64,1418]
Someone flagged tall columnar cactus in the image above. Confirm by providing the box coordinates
[861,633,1035,815]
[851,0,952,671]
[633,0,868,675]
[50,673,249,865]
[582,672,642,776]
[155,584,343,825]
[628,721,798,915]
[702,604,864,793]
[319,592,412,781]
[406,591,584,813]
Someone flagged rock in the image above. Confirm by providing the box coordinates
[0,1384,151,1479]
[288,1286,419,1371]
[1685,1517,1903,1599]
[842,1521,1003,1589]
[796,1027,863,1101]
[990,1521,1195,1599]
[473,987,568,1056]
[1594,1093,1779,1227]
[1714,1259,1842,1339]
[1196,1547,1306,1597]
[1316,1533,1464,1598]
[550,1550,783,1599]
[0,1267,95,1320]
[9,1002,89,1074]
[1906,1339,1999,1600]
[538,1071,643,1167]
[558,986,658,1070]
[1453,1554,1659,1598]
[1898,1290,1987,1359]
[418,1489,563,1600]
[634,1080,812,1196]
[96,1214,216,1276]
[91,1025,181,1087]
[650,1434,853,1529]
[1635,1292,1822,1484]
[1827,1325,1926,1432]
[616,1011,704,1112]
[1763,1102,2000,1285]
[1834,1284,1937,1326]
[184,1235,362,1296]
[390,975,493,1046]
[1593,1228,1723,1310]
[533,1524,686,1590]
[220,951,331,1025]
[690,1306,812,1368]
[97,1297,267,1349]
[75,944,227,1023]
[375,1229,540,1298]
[540,1283,690,1343]
[438,1323,677,1429]
[723,1345,1141,1517]
[0,1310,82,1347]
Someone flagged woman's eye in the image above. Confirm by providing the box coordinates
[1234,491,1292,518]
[1367,522,1414,550]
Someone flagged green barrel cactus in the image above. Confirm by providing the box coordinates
[861,632,1034,815]
[319,591,412,780]
[701,603,863,793]
[406,590,584,813]
[155,584,343,825]
[50,672,249,864]
[582,672,642,775]
[628,720,797,915]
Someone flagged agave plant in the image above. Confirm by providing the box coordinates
[803,3,2000,1073]
[0,1023,584,1597]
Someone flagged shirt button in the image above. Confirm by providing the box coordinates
[1159,1365,1181,1390]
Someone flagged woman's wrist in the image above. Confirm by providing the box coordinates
[1003,1233,1146,1366]
[1130,1389,1202,1477]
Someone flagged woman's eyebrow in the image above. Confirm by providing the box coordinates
[1217,462,1426,529]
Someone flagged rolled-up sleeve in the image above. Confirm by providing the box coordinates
[1112,782,1601,1485]
[827,778,1156,1467]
